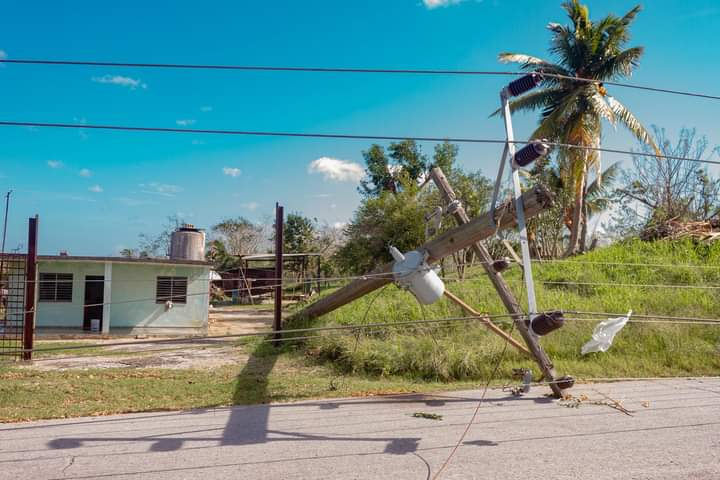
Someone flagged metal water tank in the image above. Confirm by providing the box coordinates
[170,224,206,261]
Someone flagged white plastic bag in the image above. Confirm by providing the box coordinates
[581,310,632,355]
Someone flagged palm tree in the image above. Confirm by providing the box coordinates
[498,0,656,256]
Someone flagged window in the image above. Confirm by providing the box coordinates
[38,273,73,302]
[156,276,188,304]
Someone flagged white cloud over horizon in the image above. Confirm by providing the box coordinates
[423,0,466,8]
[0,50,6,60]
[47,160,63,169]
[79,168,92,177]
[92,74,147,89]
[88,184,103,193]
[239,201,259,211]
[223,167,242,177]
[176,119,196,126]
[308,157,364,182]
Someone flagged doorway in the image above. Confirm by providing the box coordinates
[83,275,104,331]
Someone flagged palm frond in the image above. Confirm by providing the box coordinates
[587,90,616,126]
[621,5,642,25]
[490,87,566,117]
[595,47,644,79]
[606,96,659,154]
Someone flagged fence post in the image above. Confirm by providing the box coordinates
[274,203,284,343]
[23,215,38,361]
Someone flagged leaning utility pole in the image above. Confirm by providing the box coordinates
[295,184,553,321]
[428,167,564,397]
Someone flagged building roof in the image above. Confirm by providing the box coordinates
[38,255,210,267]
[241,253,321,261]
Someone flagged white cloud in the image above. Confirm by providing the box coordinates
[0,50,6,60]
[176,119,196,126]
[223,167,242,177]
[88,184,103,193]
[47,160,63,169]
[91,75,147,90]
[79,168,92,177]
[308,157,364,182]
[330,203,337,209]
[423,0,465,8]
[240,201,259,211]
[139,182,183,197]
[312,193,332,198]
[333,221,347,229]
[200,106,213,112]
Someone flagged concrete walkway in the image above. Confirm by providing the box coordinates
[1,378,718,479]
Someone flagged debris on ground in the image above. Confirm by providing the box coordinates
[640,218,720,242]
[558,392,635,416]
[412,412,443,420]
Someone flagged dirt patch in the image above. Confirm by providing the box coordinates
[209,306,274,336]
[26,346,247,371]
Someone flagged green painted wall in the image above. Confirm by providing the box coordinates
[36,260,209,331]
[109,263,209,329]
[35,260,104,328]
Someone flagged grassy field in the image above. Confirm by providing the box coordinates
[289,239,720,381]
[1,239,719,422]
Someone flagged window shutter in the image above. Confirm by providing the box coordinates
[156,276,187,304]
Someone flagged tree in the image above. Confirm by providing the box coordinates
[335,187,426,275]
[614,126,720,235]
[283,213,317,254]
[498,0,655,256]
[358,140,429,196]
[211,217,265,256]
[525,159,619,256]
[137,214,184,258]
[337,140,494,276]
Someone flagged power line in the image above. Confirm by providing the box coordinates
[1,58,718,101]
[1,120,718,166]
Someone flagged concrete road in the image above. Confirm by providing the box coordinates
[1,378,718,480]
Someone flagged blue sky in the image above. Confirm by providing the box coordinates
[0,0,718,255]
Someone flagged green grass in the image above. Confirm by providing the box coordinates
[290,239,720,382]
[0,347,482,422]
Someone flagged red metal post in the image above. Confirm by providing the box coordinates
[23,215,38,361]
[273,204,284,342]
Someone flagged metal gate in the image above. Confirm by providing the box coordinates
[0,254,27,360]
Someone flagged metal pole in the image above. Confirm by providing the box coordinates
[501,91,538,316]
[23,215,38,361]
[273,203,284,343]
[0,191,11,305]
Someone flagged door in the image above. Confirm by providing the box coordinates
[83,275,104,331]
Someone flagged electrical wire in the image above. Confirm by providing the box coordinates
[431,310,516,480]
[541,280,720,290]
[1,58,718,100]
[1,120,719,166]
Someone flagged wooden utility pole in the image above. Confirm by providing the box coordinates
[295,183,553,322]
[23,215,38,361]
[428,167,564,397]
[273,203,284,343]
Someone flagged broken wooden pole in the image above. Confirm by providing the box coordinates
[294,182,554,323]
[442,290,530,357]
[428,167,565,397]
